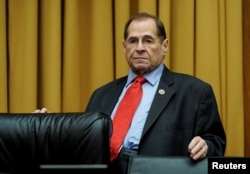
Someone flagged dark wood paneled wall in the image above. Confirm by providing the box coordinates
[243,0,250,157]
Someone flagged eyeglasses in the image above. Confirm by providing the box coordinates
[125,36,160,47]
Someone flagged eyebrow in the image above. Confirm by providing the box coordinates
[127,35,155,40]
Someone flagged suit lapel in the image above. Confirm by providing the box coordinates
[141,66,175,137]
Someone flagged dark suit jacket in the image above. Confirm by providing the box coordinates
[85,65,226,157]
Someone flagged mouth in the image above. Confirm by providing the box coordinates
[134,57,147,59]
[132,57,148,64]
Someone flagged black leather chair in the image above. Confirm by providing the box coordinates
[0,112,112,173]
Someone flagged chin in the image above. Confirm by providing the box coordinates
[132,65,150,75]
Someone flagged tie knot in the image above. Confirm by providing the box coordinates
[134,76,146,84]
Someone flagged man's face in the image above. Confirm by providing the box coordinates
[123,18,168,75]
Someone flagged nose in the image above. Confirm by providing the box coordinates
[135,40,146,51]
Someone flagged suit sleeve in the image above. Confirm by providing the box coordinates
[196,84,226,156]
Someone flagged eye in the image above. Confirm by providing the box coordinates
[127,38,138,44]
[144,39,154,43]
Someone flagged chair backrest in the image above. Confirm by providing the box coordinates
[0,112,112,173]
[127,156,208,174]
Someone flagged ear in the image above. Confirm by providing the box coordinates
[162,39,169,55]
[123,40,126,53]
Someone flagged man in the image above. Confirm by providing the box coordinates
[84,12,226,173]
[35,13,226,174]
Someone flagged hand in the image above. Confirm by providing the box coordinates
[188,136,208,160]
[33,107,50,113]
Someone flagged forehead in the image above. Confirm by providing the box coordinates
[127,18,157,38]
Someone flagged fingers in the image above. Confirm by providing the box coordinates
[188,136,208,160]
[33,108,49,113]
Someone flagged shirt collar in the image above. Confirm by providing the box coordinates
[126,63,164,87]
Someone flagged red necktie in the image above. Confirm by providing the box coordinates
[110,76,146,161]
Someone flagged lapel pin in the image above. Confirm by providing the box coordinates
[158,89,165,95]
